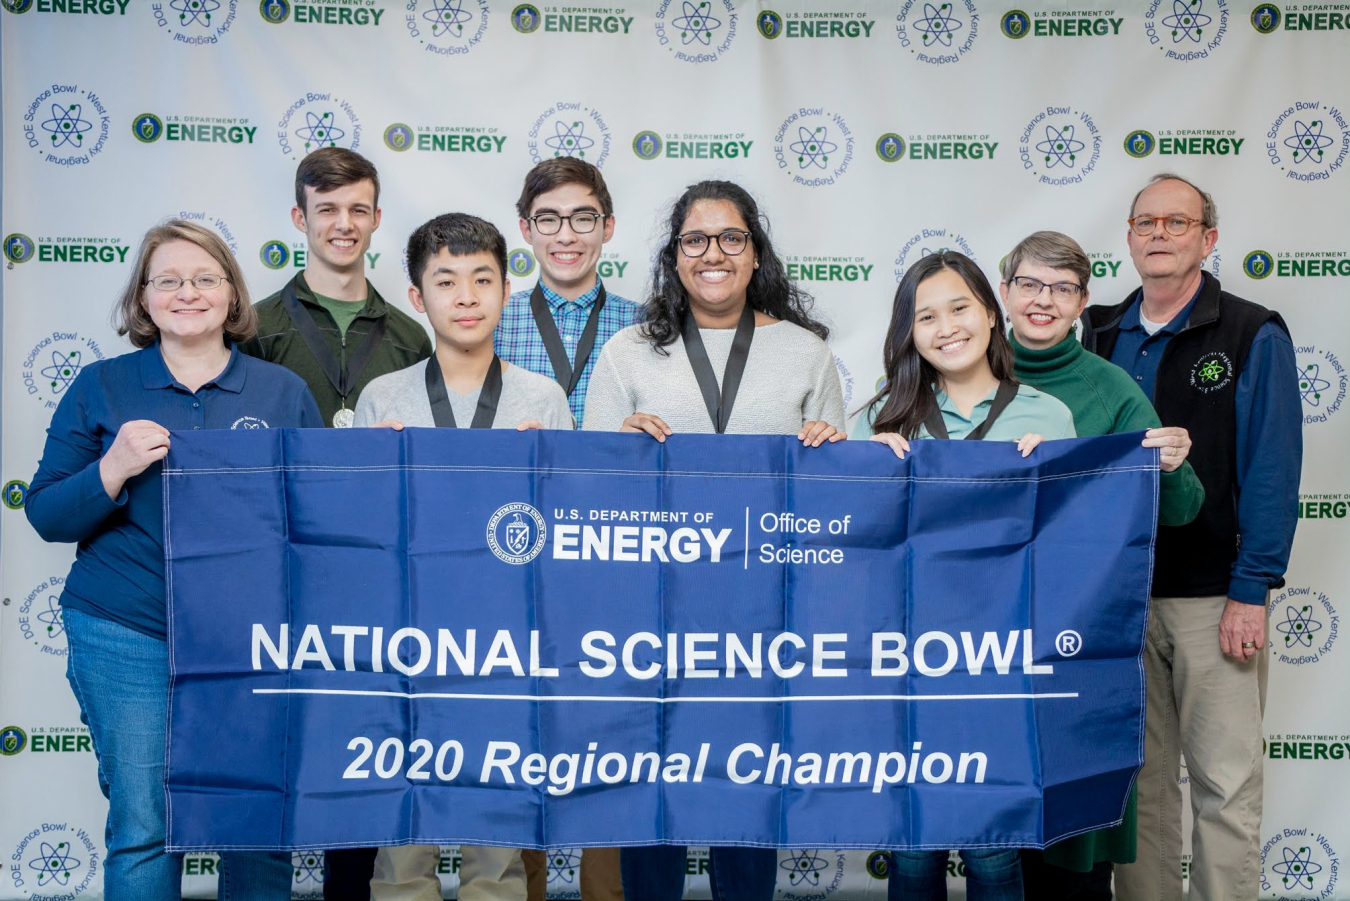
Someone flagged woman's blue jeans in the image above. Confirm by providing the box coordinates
[64,608,292,901]
[622,845,778,901]
[888,848,1023,901]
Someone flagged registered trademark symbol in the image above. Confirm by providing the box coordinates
[1055,630,1083,656]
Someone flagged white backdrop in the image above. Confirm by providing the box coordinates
[2,1,1347,898]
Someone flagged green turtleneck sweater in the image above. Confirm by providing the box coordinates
[1013,334,1204,527]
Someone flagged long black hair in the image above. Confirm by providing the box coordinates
[640,180,829,352]
[858,251,1016,439]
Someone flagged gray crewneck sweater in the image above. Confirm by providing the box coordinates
[581,321,845,435]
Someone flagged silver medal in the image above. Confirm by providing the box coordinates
[332,407,355,429]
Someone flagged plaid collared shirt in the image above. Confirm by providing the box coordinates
[494,280,641,426]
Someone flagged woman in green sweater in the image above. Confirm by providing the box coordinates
[1000,230,1205,899]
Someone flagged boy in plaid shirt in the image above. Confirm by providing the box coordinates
[495,159,640,428]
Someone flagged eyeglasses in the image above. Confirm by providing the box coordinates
[1127,215,1205,237]
[1009,275,1083,301]
[675,229,751,258]
[146,274,229,291]
[528,212,604,235]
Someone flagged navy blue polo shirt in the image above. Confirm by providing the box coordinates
[25,344,322,639]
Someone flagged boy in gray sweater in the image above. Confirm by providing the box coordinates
[355,213,571,433]
[355,213,569,901]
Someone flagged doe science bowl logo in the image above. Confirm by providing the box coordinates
[527,102,612,168]
[896,0,979,65]
[5,233,36,266]
[151,0,238,45]
[654,0,738,64]
[894,228,976,280]
[774,107,855,188]
[778,849,846,894]
[1267,102,1350,182]
[9,822,100,898]
[17,576,67,659]
[1269,586,1338,666]
[487,502,547,564]
[21,83,111,167]
[406,0,489,56]
[1295,344,1347,426]
[1261,827,1339,901]
[1144,0,1228,60]
[508,248,537,278]
[23,331,106,411]
[1019,105,1103,186]
[277,92,361,160]
[1250,3,1279,33]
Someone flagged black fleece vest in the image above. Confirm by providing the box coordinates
[1082,273,1287,597]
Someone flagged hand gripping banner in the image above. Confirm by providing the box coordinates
[163,429,1157,853]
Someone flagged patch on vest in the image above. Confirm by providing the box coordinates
[1190,351,1234,393]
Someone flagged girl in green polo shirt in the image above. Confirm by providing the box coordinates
[853,250,1074,456]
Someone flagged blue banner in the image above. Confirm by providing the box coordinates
[164,429,1156,853]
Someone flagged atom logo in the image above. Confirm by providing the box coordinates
[423,0,472,37]
[1272,844,1322,889]
[296,111,344,151]
[1277,605,1324,648]
[781,850,828,887]
[38,595,64,640]
[914,3,964,47]
[41,104,93,149]
[544,120,595,159]
[545,848,581,884]
[28,841,82,887]
[1162,0,1212,43]
[293,850,324,884]
[1300,364,1332,406]
[1196,360,1225,383]
[1036,125,1085,169]
[790,126,838,169]
[672,1,722,46]
[1285,120,1334,165]
[40,351,83,395]
[170,0,220,26]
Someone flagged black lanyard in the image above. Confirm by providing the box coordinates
[529,282,606,398]
[280,278,388,409]
[923,380,1019,440]
[425,355,504,429]
[680,302,756,434]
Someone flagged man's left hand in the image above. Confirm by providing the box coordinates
[1219,598,1266,663]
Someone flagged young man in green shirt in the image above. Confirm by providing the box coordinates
[240,148,431,900]
[242,147,431,429]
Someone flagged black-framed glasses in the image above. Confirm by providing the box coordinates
[528,211,604,235]
[1009,275,1083,301]
[1127,215,1205,237]
[675,229,751,258]
[146,274,229,291]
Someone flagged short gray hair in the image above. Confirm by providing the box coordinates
[1129,173,1219,229]
[1001,230,1091,290]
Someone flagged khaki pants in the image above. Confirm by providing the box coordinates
[1115,595,1268,901]
[522,848,624,901]
[371,845,526,901]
